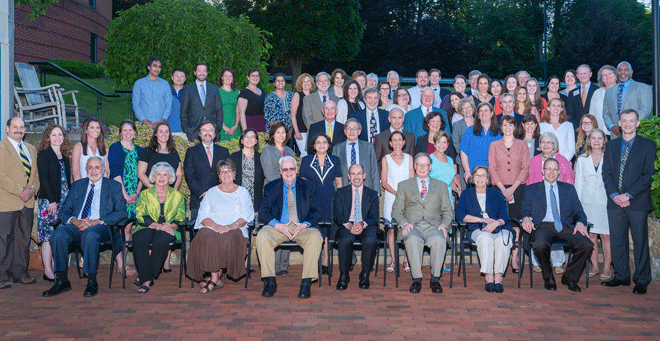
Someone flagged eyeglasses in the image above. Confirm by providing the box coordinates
[473,173,487,178]
[219,170,235,175]
[397,93,408,97]
[543,168,559,172]
[415,163,430,168]
[582,121,593,125]
[280,167,296,173]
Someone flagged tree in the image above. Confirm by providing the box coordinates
[104,0,271,90]
[16,0,58,19]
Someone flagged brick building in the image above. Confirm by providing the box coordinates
[14,0,111,64]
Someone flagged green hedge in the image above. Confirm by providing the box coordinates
[38,59,106,79]
[636,115,660,217]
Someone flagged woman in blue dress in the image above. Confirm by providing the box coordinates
[299,133,343,275]
[264,73,293,133]
[429,131,459,204]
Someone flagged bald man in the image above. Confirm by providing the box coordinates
[307,100,346,150]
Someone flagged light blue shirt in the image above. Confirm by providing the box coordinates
[607,79,633,130]
[132,76,172,123]
[268,180,311,227]
[543,180,560,223]
[345,141,360,167]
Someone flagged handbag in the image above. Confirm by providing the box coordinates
[28,236,44,271]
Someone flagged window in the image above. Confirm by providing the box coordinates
[90,33,97,63]
[89,0,96,9]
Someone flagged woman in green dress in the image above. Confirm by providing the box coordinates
[218,67,241,141]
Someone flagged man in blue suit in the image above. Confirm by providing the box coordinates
[520,158,593,292]
[350,88,389,144]
[43,157,127,297]
[404,87,450,138]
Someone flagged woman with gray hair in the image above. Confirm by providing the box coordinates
[133,161,186,293]
[588,65,618,136]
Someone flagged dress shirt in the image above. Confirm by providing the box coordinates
[325,120,336,136]
[7,138,32,165]
[318,91,329,103]
[416,176,430,195]
[346,184,364,224]
[201,141,214,160]
[579,82,592,99]
[610,135,636,200]
[389,87,398,100]
[268,180,311,227]
[430,86,443,107]
[75,178,103,221]
[168,86,183,132]
[366,108,381,142]
[345,140,360,166]
[420,105,432,117]
[132,76,172,123]
[408,86,426,109]
[542,180,560,223]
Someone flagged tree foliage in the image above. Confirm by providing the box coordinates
[105,0,272,90]
[16,0,59,19]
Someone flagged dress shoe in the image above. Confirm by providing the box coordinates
[0,280,11,289]
[430,281,443,294]
[494,283,504,293]
[43,274,55,283]
[561,276,581,292]
[83,281,98,297]
[358,272,370,290]
[336,274,350,290]
[485,282,495,292]
[280,270,288,275]
[42,280,71,297]
[409,281,422,293]
[633,283,648,295]
[322,266,329,275]
[262,281,277,297]
[543,278,557,291]
[601,278,630,287]
[275,271,283,276]
[13,276,36,284]
[298,282,311,299]
[162,268,172,273]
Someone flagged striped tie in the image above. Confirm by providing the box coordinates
[617,83,624,115]
[618,141,630,192]
[81,184,95,219]
[19,144,31,183]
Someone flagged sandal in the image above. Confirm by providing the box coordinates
[199,280,224,294]
[403,262,411,273]
[600,272,612,281]
[120,265,137,277]
[138,285,150,293]
[588,270,600,278]
[199,277,211,289]
[387,263,395,273]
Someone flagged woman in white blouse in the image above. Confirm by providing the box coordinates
[539,98,576,161]
[574,129,611,280]
[588,65,618,136]
[187,159,254,294]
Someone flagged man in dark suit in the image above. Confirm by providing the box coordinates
[566,64,599,128]
[496,93,524,126]
[351,88,390,144]
[429,69,451,108]
[374,108,415,174]
[179,63,224,142]
[256,156,322,299]
[184,120,230,220]
[404,87,450,137]
[306,100,345,150]
[332,118,380,192]
[333,164,380,290]
[601,109,656,294]
[43,157,127,297]
[520,157,593,292]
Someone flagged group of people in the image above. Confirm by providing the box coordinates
[0,59,655,299]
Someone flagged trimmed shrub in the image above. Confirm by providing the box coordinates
[636,115,660,217]
[38,59,106,78]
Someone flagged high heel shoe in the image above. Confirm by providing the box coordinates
[403,262,411,273]
[387,263,395,273]
[42,274,55,283]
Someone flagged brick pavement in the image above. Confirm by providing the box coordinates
[1,264,658,340]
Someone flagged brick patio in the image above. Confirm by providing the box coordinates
[1,263,658,340]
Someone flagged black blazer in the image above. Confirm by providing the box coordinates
[306,120,346,151]
[331,184,379,239]
[179,82,224,142]
[414,134,458,163]
[519,181,587,229]
[258,177,320,229]
[602,135,656,211]
[183,143,230,210]
[566,83,599,128]
[37,147,71,203]
[230,150,264,211]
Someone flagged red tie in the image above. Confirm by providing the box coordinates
[421,180,427,204]
[206,145,212,167]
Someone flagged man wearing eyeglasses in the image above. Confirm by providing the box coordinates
[256,156,322,299]
[520,158,593,292]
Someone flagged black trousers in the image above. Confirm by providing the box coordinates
[608,206,651,285]
[531,223,593,283]
[337,225,378,275]
[132,228,175,284]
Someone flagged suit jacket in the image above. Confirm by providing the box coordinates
[403,106,450,138]
[414,134,458,163]
[37,146,71,203]
[179,82,224,142]
[0,138,40,211]
[566,83,599,128]
[258,177,321,229]
[350,108,390,143]
[602,135,656,211]
[332,140,379,192]
[307,120,346,151]
[374,129,415,174]
[602,80,653,127]
[391,177,454,229]
[302,91,339,130]
[230,150,264,211]
[331,184,380,239]
[183,143,230,210]
[496,113,524,127]
[58,178,127,226]
[519,180,587,229]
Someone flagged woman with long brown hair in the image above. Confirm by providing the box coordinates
[71,117,110,180]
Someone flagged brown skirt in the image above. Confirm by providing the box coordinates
[186,228,248,281]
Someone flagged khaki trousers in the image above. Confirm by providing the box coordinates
[256,225,322,280]
[403,221,446,279]
[471,229,513,275]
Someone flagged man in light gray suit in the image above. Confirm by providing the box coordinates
[179,63,224,142]
[332,118,379,192]
[302,72,339,130]
[392,153,454,294]
[603,62,652,137]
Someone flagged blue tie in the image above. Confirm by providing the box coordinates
[81,183,95,219]
[350,142,357,166]
[616,83,624,115]
[549,184,562,232]
[200,84,206,106]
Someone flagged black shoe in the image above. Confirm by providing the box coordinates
[42,280,71,297]
[430,281,443,294]
[162,268,172,273]
[601,278,631,287]
[409,281,422,293]
[298,282,311,299]
[485,282,495,293]
[561,276,581,292]
[249,268,256,274]
[280,270,288,275]
[349,264,355,272]
[262,281,277,297]
[42,274,55,283]
[494,283,504,293]
[83,280,98,297]
[358,272,369,290]
[336,273,349,290]
[633,283,648,295]
[322,266,329,275]
[543,278,557,291]
[275,271,283,276]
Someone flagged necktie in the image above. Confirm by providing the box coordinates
[287,185,298,223]
[350,142,357,166]
[206,145,213,167]
[326,123,333,141]
[19,144,31,183]
[81,183,95,219]
[617,83,624,115]
[618,141,630,192]
[323,95,327,103]
[200,84,206,106]
[370,111,377,144]
[426,107,431,116]
[421,179,427,205]
[354,188,362,222]
[581,85,586,106]
[549,184,562,232]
